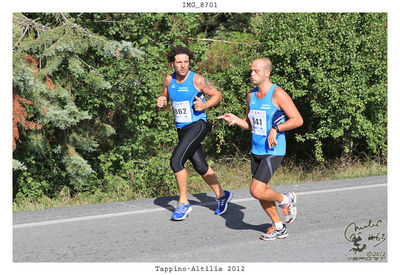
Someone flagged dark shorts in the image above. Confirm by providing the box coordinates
[250,154,284,184]
[170,119,209,175]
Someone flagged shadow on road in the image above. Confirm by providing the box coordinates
[153,192,268,233]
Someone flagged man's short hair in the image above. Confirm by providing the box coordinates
[254,57,273,73]
[167,46,195,63]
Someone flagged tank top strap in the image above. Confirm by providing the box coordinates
[250,87,258,101]
[266,84,278,102]
[187,71,194,83]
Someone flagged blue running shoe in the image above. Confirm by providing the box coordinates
[171,202,192,221]
[215,190,233,215]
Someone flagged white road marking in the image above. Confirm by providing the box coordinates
[13,183,386,229]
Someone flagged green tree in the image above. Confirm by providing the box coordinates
[12,13,143,200]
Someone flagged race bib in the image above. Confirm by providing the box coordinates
[172,101,192,123]
[249,110,267,136]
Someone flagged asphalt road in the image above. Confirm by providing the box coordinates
[13,176,387,263]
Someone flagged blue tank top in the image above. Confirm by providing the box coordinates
[168,71,207,128]
[248,84,286,156]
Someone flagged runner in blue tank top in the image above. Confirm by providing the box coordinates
[157,46,233,221]
[218,58,303,240]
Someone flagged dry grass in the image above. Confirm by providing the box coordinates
[187,155,387,193]
[13,156,387,212]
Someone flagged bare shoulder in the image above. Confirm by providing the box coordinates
[193,73,206,86]
[163,74,173,86]
[273,86,295,110]
[273,86,293,101]
[165,74,173,82]
[273,86,288,97]
[194,73,216,92]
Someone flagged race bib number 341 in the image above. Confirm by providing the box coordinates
[173,101,192,123]
[249,110,267,136]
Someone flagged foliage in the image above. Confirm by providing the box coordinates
[12,13,387,206]
[12,90,42,150]
[248,13,387,160]
[12,13,143,200]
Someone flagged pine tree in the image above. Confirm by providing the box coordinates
[12,13,143,191]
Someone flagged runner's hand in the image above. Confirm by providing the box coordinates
[157,96,167,108]
[217,113,239,126]
[193,96,207,111]
[267,128,278,149]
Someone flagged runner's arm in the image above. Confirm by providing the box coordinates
[157,75,172,108]
[272,87,303,133]
[267,87,302,148]
[193,74,222,111]
[217,92,251,130]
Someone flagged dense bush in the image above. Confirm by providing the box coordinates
[250,13,387,160]
[13,13,387,203]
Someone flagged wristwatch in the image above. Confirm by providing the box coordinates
[272,125,280,134]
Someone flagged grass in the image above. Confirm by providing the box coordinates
[13,156,387,212]
[186,155,387,194]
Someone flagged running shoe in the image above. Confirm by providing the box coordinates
[280,192,297,224]
[215,190,233,215]
[171,202,192,221]
[259,225,288,241]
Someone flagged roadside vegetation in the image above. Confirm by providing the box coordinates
[13,155,386,212]
[13,13,387,212]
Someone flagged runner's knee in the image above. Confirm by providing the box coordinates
[170,154,184,173]
[250,185,261,199]
[192,162,208,176]
[250,180,268,199]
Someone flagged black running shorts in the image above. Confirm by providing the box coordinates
[250,154,284,184]
[170,119,209,175]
